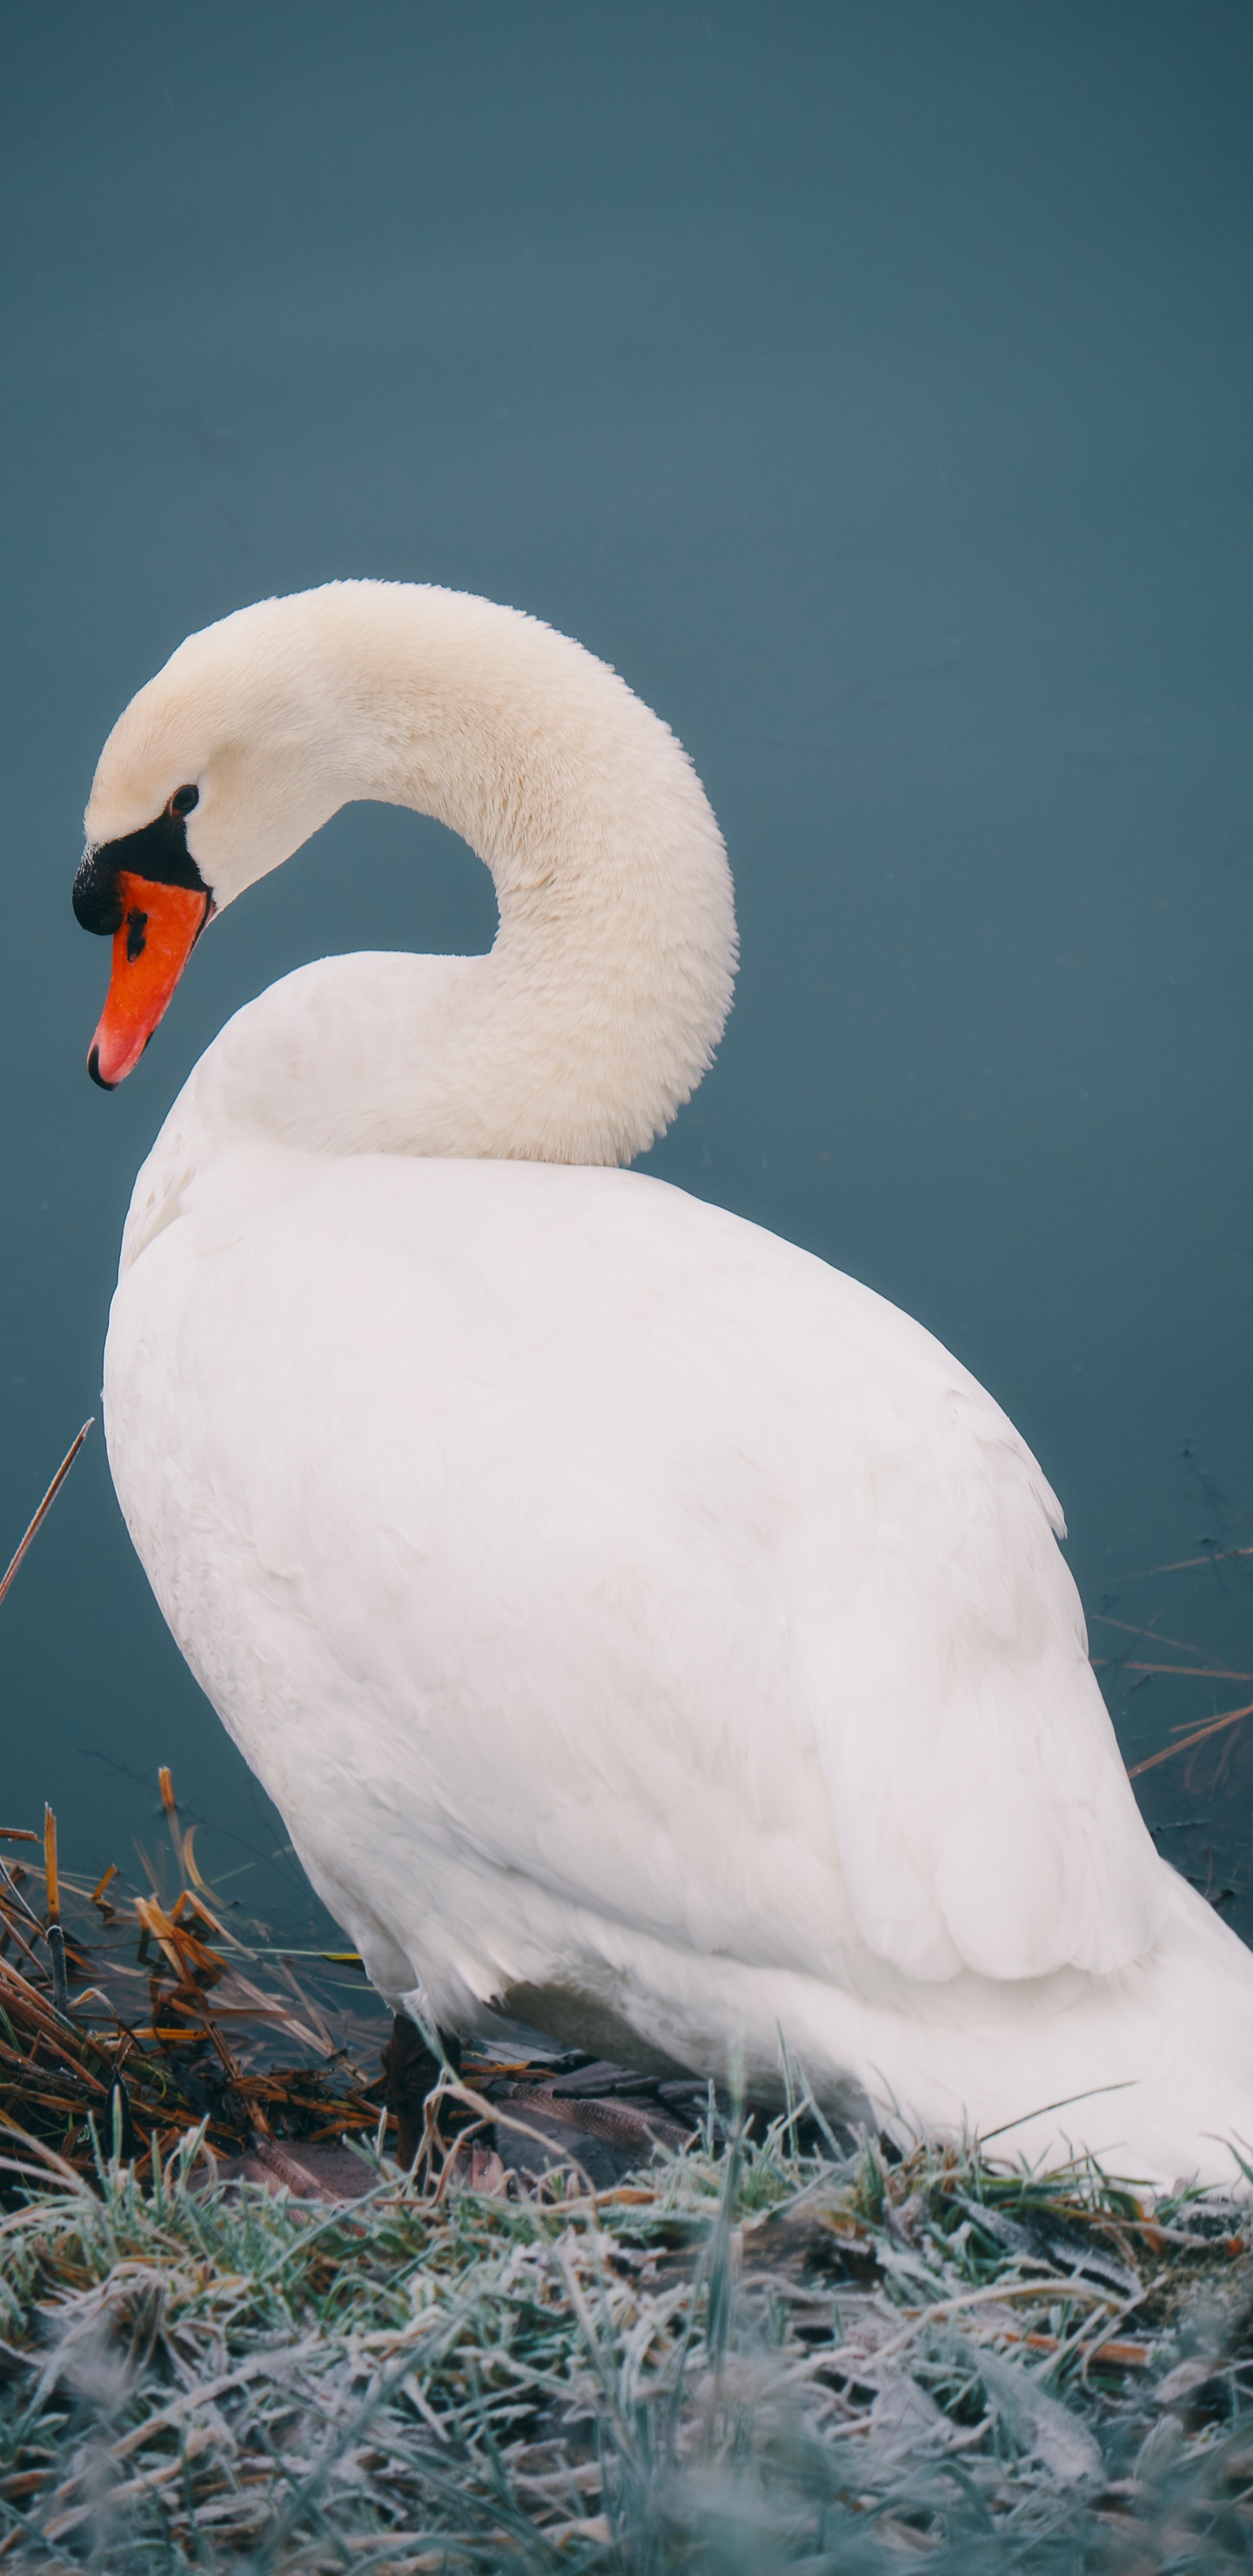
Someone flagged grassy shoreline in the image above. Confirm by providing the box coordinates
[0,1780,1250,2565]
[1,2103,1252,2571]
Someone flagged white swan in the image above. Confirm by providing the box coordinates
[74,580,1253,2189]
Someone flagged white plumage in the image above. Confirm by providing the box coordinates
[81,581,1253,2188]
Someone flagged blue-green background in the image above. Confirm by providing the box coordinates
[2,3,1252,1931]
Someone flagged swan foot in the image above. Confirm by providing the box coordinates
[381,2010,463,2169]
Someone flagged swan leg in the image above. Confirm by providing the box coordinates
[380,2011,462,2168]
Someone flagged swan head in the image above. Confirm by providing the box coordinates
[73,595,358,1088]
[72,582,736,1159]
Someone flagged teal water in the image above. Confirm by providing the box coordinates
[1,3,1251,1934]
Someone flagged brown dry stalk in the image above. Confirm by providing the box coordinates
[0,1420,93,1611]
[1127,1697,1253,1778]
[43,1808,58,1925]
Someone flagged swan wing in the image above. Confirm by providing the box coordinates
[105,1150,1166,1996]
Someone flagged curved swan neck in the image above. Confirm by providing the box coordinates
[102,583,737,1171]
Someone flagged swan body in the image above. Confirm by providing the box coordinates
[77,581,1253,2188]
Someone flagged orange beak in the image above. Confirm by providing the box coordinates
[88,872,213,1090]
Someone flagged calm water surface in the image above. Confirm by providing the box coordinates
[1,3,1251,1939]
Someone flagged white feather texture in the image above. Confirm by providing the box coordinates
[90,581,1253,2189]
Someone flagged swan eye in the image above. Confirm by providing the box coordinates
[171,785,199,817]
